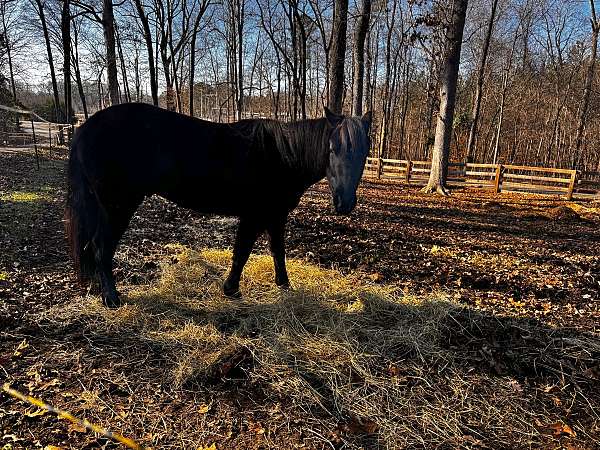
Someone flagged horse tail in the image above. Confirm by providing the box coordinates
[65,138,98,283]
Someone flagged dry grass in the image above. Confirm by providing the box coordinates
[42,246,600,448]
[0,190,53,203]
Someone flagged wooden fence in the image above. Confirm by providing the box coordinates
[364,157,599,201]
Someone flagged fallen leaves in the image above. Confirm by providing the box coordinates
[197,444,216,450]
[368,272,384,282]
[24,407,47,418]
[67,422,87,434]
[548,422,577,437]
[2,151,599,450]
[341,416,379,435]
[13,340,28,357]
[197,403,211,414]
[535,419,577,438]
[508,379,523,392]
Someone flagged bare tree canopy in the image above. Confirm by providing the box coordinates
[1,0,599,172]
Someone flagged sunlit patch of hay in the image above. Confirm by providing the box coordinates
[0,271,8,281]
[545,203,600,222]
[0,191,50,202]
[468,252,522,270]
[47,246,600,447]
[429,244,457,258]
[565,203,600,221]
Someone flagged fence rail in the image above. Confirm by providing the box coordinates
[364,157,599,201]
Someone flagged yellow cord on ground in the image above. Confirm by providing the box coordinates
[1,383,143,449]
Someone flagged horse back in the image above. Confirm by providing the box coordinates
[71,103,300,217]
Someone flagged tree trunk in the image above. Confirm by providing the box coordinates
[352,0,371,116]
[102,0,119,105]
[572,0,598,169]
[72,25,88,119]
[115,21,131,103]
[189,34,197,116]
[466,0,498,161]
[134,48,141,101]
[328,0,348,113]
[34,0,61,122]
[188,2,210,117]
[161,52,175,111]
[236,0,244,120]
[61,0,73,125]
[493,22,518,164]
[423,0,469,195]
[133,0,158,106]
[1,5,16,106]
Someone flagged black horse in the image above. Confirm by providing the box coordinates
[66,103,371,307]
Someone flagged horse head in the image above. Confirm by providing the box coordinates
[324,107,372,215]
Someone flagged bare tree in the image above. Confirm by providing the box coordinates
[572,0,599,169]
[31,0,61,120]
[423,0,468,195]
[352,0,371,116]
[328,0,348,113]
[465,0,498,161]
[133,0,158,105]
[72,17,88,117]
[103,0,119,104]
[0,0,17,105]
[61,0,73,123]
[188,0,210,116]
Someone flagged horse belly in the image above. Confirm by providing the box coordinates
[157,169,250,217]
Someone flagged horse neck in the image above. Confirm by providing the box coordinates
[279,118,330,186]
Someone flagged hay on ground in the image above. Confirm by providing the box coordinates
[43,247,600,448]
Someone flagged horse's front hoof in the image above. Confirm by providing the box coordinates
[277,281,291,290]
[276,275,290,289]
[223,287,242,298]
[223,281,242,298]
[102,294,122,309]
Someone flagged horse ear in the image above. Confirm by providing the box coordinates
[324,106,343,127]
[361,111,372,132]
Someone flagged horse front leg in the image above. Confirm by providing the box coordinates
[267,216,289,288]
[224,218,262,298]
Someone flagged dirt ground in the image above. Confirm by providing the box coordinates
[1,148,599,449]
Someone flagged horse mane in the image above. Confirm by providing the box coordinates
[339,117,369,153]
[229,115,368,185]
[231,117,332,182]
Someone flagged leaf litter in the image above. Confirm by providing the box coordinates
[1,149,599,449]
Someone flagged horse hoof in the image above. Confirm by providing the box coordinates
[102,295,122,309]
[223,287,242,298]
[277,282,291,290]
[223,281,242,298]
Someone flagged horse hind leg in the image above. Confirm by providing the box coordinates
[267,217,289,288]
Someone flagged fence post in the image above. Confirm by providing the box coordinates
[377,157,383,179]
[494,164,503,193]
[566,170,577,201]
[48,123,52,158]
[406,160,412,184]
[30,115,40,171]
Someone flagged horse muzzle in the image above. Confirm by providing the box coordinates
[332,195,356,215]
